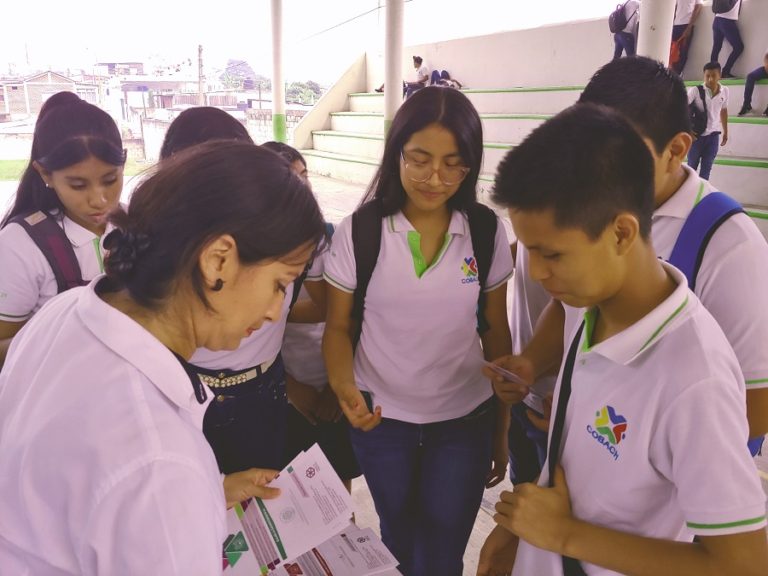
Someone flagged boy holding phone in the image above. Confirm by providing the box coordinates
[478,104,767,576]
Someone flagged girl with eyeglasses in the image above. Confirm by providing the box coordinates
[323,86,514,576]
[0,93,126,368]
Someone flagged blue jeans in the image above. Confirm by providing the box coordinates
[508,402,548,483]
[350,396,496,576]
[688,132,721,181]
[202,355,288,473]
[613,32,636,60]
[671,24,695,74]
[744,66,768,108]
[711,17,744,75]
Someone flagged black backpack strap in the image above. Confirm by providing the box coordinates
[668,191,743,291]
[466,203,498,335]
[549,321,588,576]
[697,85,707,117]
[10,211,86,293]
[290,222,336,310]
[351,199,384,348]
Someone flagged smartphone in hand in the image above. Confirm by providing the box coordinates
[484,362,528,386]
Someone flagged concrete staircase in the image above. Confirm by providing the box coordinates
[301,80,768,236]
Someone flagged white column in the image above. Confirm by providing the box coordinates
[636,0,676,66]
[384,0,404,133]
[271,0,286,142]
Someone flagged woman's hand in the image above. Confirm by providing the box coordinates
[223,468,281,509]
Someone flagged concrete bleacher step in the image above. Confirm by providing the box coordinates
[303,149,378,184]
[348,78,768,116]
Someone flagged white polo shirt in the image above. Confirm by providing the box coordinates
[282,251,328,390]
[560,165,768,391]
[674,0,702,26]
[416,64,430,83]
[688,84,729,136]
[513,264,767,576]
[0,213,106,322]
[653,166,768,389]
[0,279,226,575]
[715,0,741,20]
[190,280,293,370]
[325,208,513,423]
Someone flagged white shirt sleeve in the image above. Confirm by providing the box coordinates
[0,223,52,322]
[697,215,768,387]
[687,86,697,105]
[653,377,767,535]
[323,214,357,293]
[485,215,514,292]
[78,460,225,576]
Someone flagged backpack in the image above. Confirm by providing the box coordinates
[689,85,708,138]
[712,0,738,14]
[350,199,497,347]
[667,191,763,457]
[289,221,335,309]
[10,211,88,293]
[609,1,635,33]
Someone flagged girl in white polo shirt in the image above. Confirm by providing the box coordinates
[0,142,327,575]
[0,93,125,368]
[324,86,513,576]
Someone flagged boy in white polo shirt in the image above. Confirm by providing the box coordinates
[498,57,768,464]
[478,103,767,576]
[688,61,729,181]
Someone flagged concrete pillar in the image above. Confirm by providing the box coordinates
[271,0,286,142]
[636,0,676,66]
[384,0,404,133]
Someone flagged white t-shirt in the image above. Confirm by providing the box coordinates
[0,279,226,575]
[282,251,328,390]
[715,0,741,20]
[416,64,430,83]
[622,0,640,32]
[0,213,106,322]
[513,264,767,576]
[190,281,293,370]
[674,0,702,26]
[560,166,768,390]
[325,208,513,423]
[511,242,557,397]
[688,84,729,136]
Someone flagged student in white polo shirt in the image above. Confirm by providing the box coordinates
[671,0,703,75]
[0,94,125,369]
[0,142,327,575]
[498,57,768,462]
[478,103,768,576]
[323,86,513,576]
[688,61,729,181]
[159,110,296,474]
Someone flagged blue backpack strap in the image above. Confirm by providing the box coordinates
[10,211,87,294]
[465,202,498,335]
[748,435,764,457]
[351,199,384,349]
[668,191,743,292]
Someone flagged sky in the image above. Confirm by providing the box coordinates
[1,0,622,84]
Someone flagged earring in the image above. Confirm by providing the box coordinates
[212,279,224,291]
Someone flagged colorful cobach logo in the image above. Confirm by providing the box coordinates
[594,405,628,445]
[222,531,249,569]
[461,256,478,283]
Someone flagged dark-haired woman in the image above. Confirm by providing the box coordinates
[0,94,125,367]
[0,142,327,574]
[323,86,513,575]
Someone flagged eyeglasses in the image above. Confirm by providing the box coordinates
[401,152,470,186]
